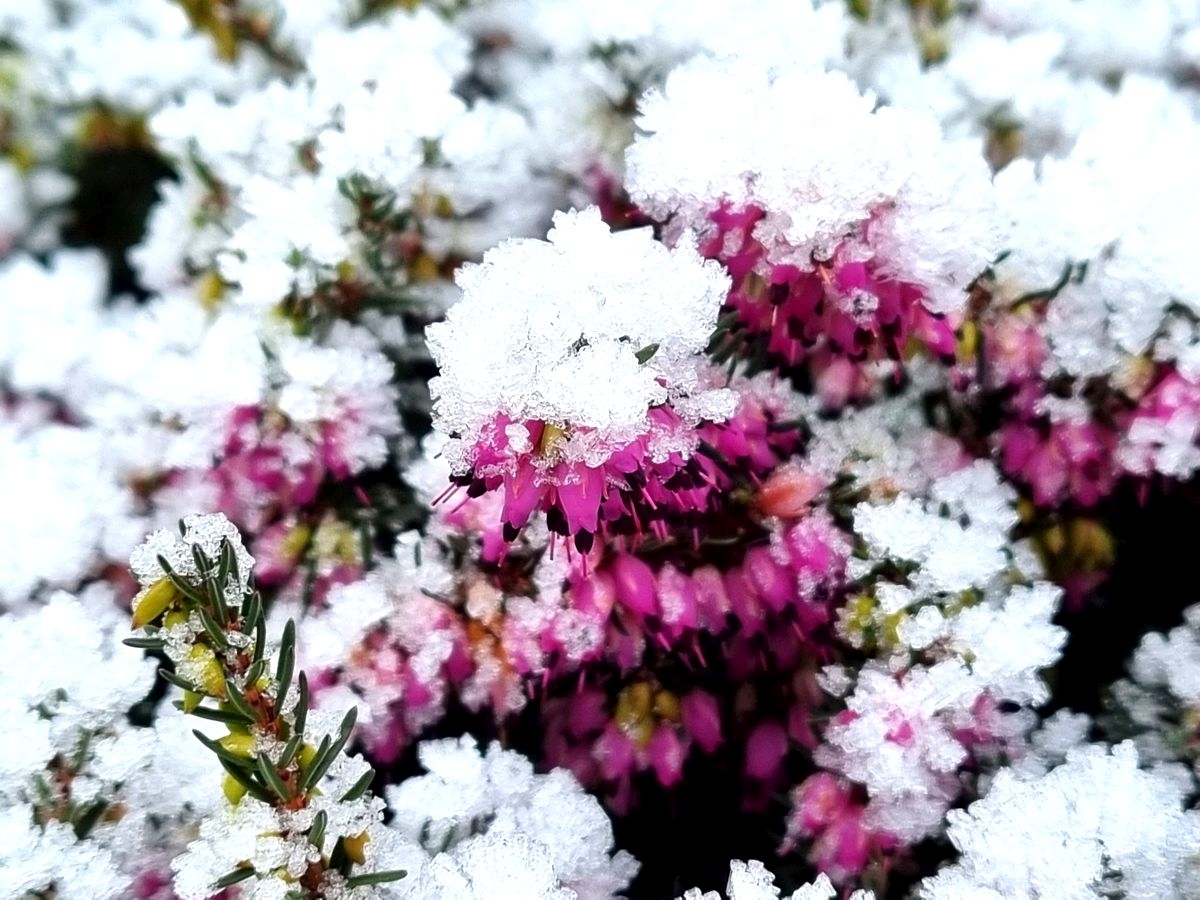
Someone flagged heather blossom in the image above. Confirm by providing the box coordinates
[627,58,998,380]
[427,206,735,551]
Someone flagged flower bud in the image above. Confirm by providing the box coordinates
[791,772,849,833]
[647,726,685,788]
[184,645,227,698]
[223,773,248,805]
[757,463,825,519]
[131,578,178,629]
[611,554,659,619]
[343,832,369,865]
[218,732,257,758]
[745,720,788,781]
[681,691,722,754]
[744,546,793,613]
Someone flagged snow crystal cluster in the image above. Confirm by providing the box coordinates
[0,589,219,898]
[387,737,638,899]
[677,860,871,900]
[919,742,1200,899]
[427,207,733,472]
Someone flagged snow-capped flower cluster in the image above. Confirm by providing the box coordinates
[784,459,1066,868]
[427,206,734,547]
[627,57,995,378]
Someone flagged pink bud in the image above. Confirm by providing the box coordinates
[744,546,793,613]
[787,701,819,750]
[611,553,660,618]
[811,809,873,883]
[725,566,764,634]
[572,570,616,619]
[681,691,723,754]
[656,563,699,634]
[745,720,788,780]
[647,726,686,788]
[757,463,825,518]
[691,565,731,629]
[555,463,605,534]
[567,689,609,736]
[815,355,868,410]
[596,725,636,782]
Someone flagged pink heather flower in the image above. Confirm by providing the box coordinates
[1000,418,1118,507]
[724,564,767,636]
[250,519,308,586]
[988,316,1048,401]
[543,682,703,809]
[699,373,805,474]
[647,725,687,788]
[628,57,995,384]
[656,562,700,640]
[772,510,852,606]
[311,593,467,764]
[699,203,959,372]
[789,772,852,837]
[610,551,661,619]
[785,775,895,885]
[691,564,733,632]
[809,805,876,884]
[209,404,325,531]
[743,545,795,614]
[132,869,180,900]
[811,351,877,411]
[585,162,654,232]
[756,462,827,520]
[447,408,722,553]
[431,476,512,564]
[551,510,848,658]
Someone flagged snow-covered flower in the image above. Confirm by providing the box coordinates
[427,206,734,548]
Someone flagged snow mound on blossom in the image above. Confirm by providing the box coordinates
[386,737,638,899]
[426,206,734,472]
[919,742,1200,899]
[626,57,997,314]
